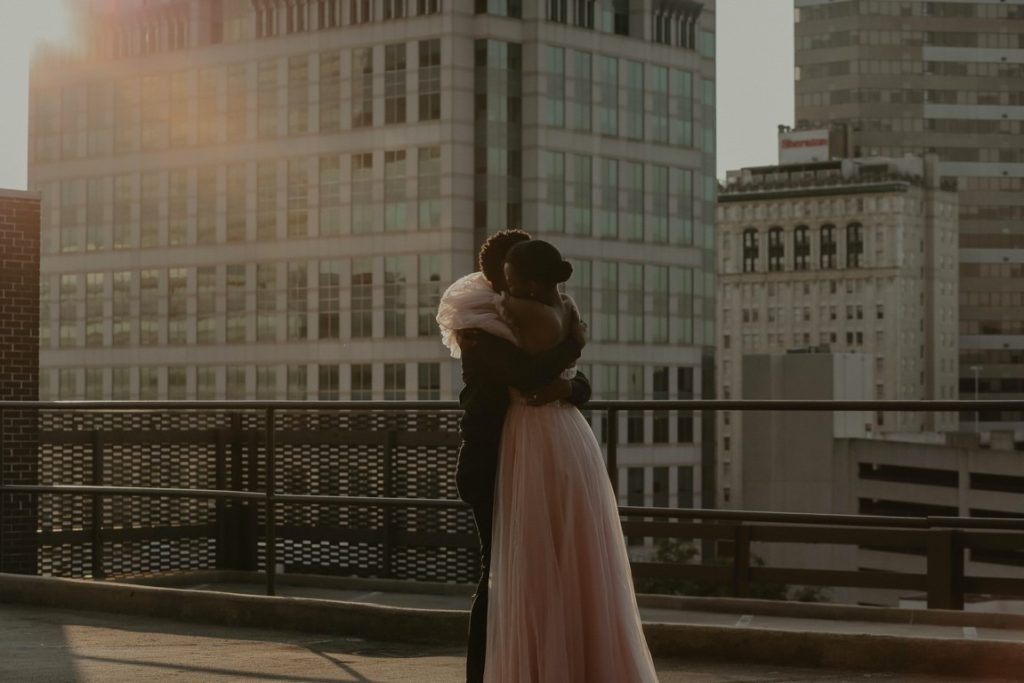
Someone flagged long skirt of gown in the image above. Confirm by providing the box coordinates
[483,396,658,683]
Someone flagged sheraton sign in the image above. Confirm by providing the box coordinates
[779,128,832,163]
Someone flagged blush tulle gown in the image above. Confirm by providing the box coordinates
[435,272,657,683]
[483,391,659,683]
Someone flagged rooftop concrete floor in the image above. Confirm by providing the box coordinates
[1,603,1011,683]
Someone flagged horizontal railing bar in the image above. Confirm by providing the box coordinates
[272,493,469,508]
[2,399,1021,412]
[630,562,731,584]
[620,521,737,540]
[963,577,1024,594]
[749,525,932,547]
[750,567,927,591]
[4,485,264,501]
[618,506,931,528]
[7,485,1020,531]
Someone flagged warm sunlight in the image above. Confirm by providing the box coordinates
[0,0,75,189]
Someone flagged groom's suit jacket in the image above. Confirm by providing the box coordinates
[455,330,592,506]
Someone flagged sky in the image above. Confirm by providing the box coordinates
[0,0,794,190]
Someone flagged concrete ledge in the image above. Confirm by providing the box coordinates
[2,574,1022,679]
[0,574,467,645]
[636,592,1024,631]
[115,569,476,597]
[643,622,1024,679]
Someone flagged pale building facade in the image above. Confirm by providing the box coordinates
[716,155,959,507]
[794,0,1024,438]
[29,0,718,509]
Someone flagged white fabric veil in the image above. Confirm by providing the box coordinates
[435,272,519,358]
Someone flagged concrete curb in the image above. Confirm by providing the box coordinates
[636,592,1024,631]
[643,621,1024,679]
[0,574,467,645]
[2,574,1022,678]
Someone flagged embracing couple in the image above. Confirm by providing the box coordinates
[436,230,657,683]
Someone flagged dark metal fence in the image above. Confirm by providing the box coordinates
[1,399,1023,611]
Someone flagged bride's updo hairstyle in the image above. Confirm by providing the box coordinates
[505,239,573,286]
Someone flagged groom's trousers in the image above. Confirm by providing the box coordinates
[456,446,498,683]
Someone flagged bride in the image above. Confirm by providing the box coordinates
[475,239,658,682]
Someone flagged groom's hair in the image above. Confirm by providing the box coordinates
[479,229,531,292]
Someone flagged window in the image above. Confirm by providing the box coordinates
[384,0,406,20]
[226,366,247,399]
[677,466,694,507]
[821,224,837,269]
[226,64,247,141]
[287,159,308,237]
[677,367,694,443]
[257,59,279,138]
[287,365,307,399]
[319,155,342,235]
[418,363,440,400]
[646,265,669,344]
[418,254,442,336]
[417,146,441,229]
[352,47,373,127]
[768,227,784,272]
[288,55,309,134]
[621,264,643,343]
[618,161,643,241]
[742,228,759,273]
[567,153,591,236]
[384,256,407,337]
[384,150,408,232]
[567,50,591,132]
[847,222,863,267]
[287,262,308,340]
[351,0,372,23]
[167,268,187,344]
[626,365,644,443]
[627,467,644,544]
[653,467,669,507]
[594,158,617,238]
[318,364,339,400]
[652,367,669,443]
[256,366,277,399]
[139,172,160,247]
[351,258,373,338]
[168,170,188,246]
[225,264,247,343]
[139,367,159,400]
[226,164,247,242]
[256,263,277,342]
[648,65,669,143]
[196,367,216,399]
[418,39,441,121]
[257,162,278,240]
[648,165,668,244]
[620,60,643,140]
[351,153,374,233]
[319,52,341,133]
[196,168,217,245]
[168,367,187,400]
[139,269,160,346]
[384,43,407,124]
[351,364,372,400]
[595,55,618,136]
[318,260,341,339]
[794,225,810,270]
[85,273,104,347]
[196,266,216,344]
[384,363,406,399]
[541,150,565,233]
[543,46,564,127]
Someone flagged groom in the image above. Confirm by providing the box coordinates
[455,229,592,683]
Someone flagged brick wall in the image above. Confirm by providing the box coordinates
[0,190,40,574]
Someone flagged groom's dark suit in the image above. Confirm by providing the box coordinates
[456,330,591,683]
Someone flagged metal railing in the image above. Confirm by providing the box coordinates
[1,399,1023,610]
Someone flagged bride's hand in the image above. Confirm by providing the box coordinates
[570,308,588,350]
[526,379,572,406]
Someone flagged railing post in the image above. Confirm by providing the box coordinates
[90,430,105,580]
[214,427,228,569]
[264,408,276,596]
[0,407,5,573]
[927,528,964,610]
[606,409,619,499]
[381,430,396,579]
[732,524,751,598]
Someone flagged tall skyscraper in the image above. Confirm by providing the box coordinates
[29,0,717,509]
[794,0,1024,440]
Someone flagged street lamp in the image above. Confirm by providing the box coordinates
[969,365,981,434]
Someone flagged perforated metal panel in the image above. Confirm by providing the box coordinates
[37,408,478,583]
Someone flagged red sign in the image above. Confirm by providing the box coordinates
[781,138,828,149]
